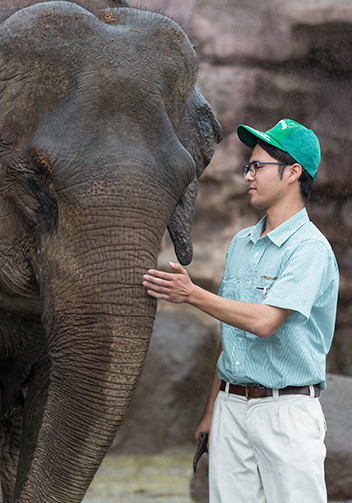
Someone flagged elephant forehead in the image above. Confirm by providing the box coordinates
[0,3,197,83]
[0,2,197,130]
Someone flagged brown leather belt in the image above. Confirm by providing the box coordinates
[220,380,321,399]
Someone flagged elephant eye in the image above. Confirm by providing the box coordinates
[30,148,55,175]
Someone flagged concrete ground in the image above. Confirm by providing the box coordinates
[84,446,351,503]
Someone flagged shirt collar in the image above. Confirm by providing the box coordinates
[248,215,266,243]
[248,208,309,246]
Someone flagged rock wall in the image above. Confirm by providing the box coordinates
[132,0,352,377]
[108,2,352,497]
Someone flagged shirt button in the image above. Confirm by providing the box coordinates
[235,361,240,366]
[238,337,243,342]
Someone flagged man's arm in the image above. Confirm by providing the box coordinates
[143,262,292,338]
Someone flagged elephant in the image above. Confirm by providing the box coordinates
[0,0,222,501]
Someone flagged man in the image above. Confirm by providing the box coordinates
[142,119,339,503]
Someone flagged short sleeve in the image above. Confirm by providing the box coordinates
[262,239,338,320]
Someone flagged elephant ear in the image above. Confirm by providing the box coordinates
[167,86,223,265]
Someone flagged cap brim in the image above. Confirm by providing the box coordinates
[237,125,286,151]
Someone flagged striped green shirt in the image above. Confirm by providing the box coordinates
[217,208,339,390]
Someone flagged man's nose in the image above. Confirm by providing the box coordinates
[245,170,254,182]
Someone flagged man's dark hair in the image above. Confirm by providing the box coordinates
[256,139,314,202]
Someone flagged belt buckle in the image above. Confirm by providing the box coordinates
[245,384,259,399]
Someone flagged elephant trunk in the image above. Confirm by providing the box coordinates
[19,208,164,502]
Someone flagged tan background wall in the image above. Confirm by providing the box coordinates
[132,0,352,376]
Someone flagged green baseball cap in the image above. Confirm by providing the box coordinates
[237,119,321,180]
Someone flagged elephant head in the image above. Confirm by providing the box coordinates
[0,1,222,502]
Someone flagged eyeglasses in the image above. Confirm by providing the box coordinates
[243,161,285,178]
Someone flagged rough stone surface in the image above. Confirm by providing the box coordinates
[112,309,218,454]
[190,374,352,502]
[322,374,352,500]
[133,0,352,378]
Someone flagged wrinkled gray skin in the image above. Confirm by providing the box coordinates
[0,1,222,501]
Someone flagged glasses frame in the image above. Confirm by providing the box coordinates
[243,161,285,178]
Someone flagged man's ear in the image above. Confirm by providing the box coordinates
[287,163,303,184]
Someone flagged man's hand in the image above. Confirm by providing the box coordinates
[142,261,194,304]
[195,413,212,446]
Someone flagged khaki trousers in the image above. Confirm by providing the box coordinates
[209,388,327,503]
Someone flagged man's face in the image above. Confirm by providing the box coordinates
[244,144,286,211]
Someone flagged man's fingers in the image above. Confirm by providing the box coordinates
[143,279,163,291]
[143,274,162,284]
[146,289,168,300]
[142,275,176,298]
[142,263,189,304]
[143,275,170,288]
[146,269,173,280]
[169,262,189,276]
[146,262,186,279]
[144,281,176,301]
